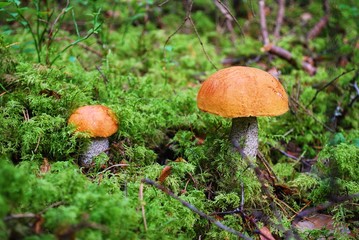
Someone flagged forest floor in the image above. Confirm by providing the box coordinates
[0,1,358,239]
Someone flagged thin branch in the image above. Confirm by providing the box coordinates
[290,201,312,221]
[215,0,244,38]
[188,15,218,70]
[330,71,359,129]
[4,201,63,221]
[301,61,317,76]
[34,135,41,153]
[96,66,109,84]
[231,147,300,239]
[306,68,355,108]
[214,0,232,23]
[348,70,359,107]
[139,182,148,231]
[141,178,252,240]
[14,8,40,61]
[211,204,283,240]
[259,0,316,75]
[158,0,170,7]
[38,201,64,214]
[257,150,279,182]
[349,81,359,107]
[233,149,301,240]
[98,163,131,174]
[162,1,217,70]
[307,15,329,41]
[259,0,269,45]
[263,44,295,65]
[323,0,330,15]
[293,193,359,224]
[240,182,245,211]
[46,0,70,64]
[214,0,235,42]
[263,44,317,75]
[3,213,38,221]
[39,4,54,54]
[50,22,102,66]
[48,0,70,38]
[274,0,285,38]
[290,96,335,132]
[163,19,187,54]
[162,8,190,59]
[307,0,330,41]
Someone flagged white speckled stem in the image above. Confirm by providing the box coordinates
[230,117,258,158]
[80,137,109,167]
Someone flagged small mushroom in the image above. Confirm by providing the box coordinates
[197,66,289,158]
[68,105,118,167]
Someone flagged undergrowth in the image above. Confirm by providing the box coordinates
[0,0,358,239]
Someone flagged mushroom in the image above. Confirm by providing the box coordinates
[68,105,118,167]
[197,66,288,158]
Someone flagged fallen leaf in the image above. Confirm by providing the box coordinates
[295,214,333,231]
[33,215,44,234]
[174,157,187,163]
[158,166,172,183]
[40,158,51,174]
[259,226,275,240]
[39,89,61,99]
[294,214,350,235]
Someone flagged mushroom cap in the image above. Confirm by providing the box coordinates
[68,105,118,137]
[197,66,289,118]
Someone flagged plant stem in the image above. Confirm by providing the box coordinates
[49,23,101,66]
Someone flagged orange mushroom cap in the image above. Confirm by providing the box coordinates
[197,66,289,118]
[68,105,118,138]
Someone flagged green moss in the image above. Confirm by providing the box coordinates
[273,163,295,181]
[0,36,17,75]
[309,143,359,204]
[317,143,359,181]
[289,173,319,196]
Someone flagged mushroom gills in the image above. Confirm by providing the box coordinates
[230,117,258,158]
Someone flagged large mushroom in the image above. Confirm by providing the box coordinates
[197,66,289,158]
[68,105,118,167]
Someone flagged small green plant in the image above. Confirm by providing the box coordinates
[0,0,102,66]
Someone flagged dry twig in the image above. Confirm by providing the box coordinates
[141,178,252,239]
[232,147,300,239]
[162,0,217,70]
[306,15,329,41]
[274,0,285,38]
[96,66,109,84]
[306,0,330,41]
[349,80,359,106]
[98,163,131,174]
[259,0,269,45]
[214,0,235,42]
[293,193,359,224]
[306,68,355,108]
[139,182,148,231]
[214,0,244,40]
[290,96,335,132]
[259,0,316,75]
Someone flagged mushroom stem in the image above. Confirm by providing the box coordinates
[80,137,109,167]
[230,117,258,158]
